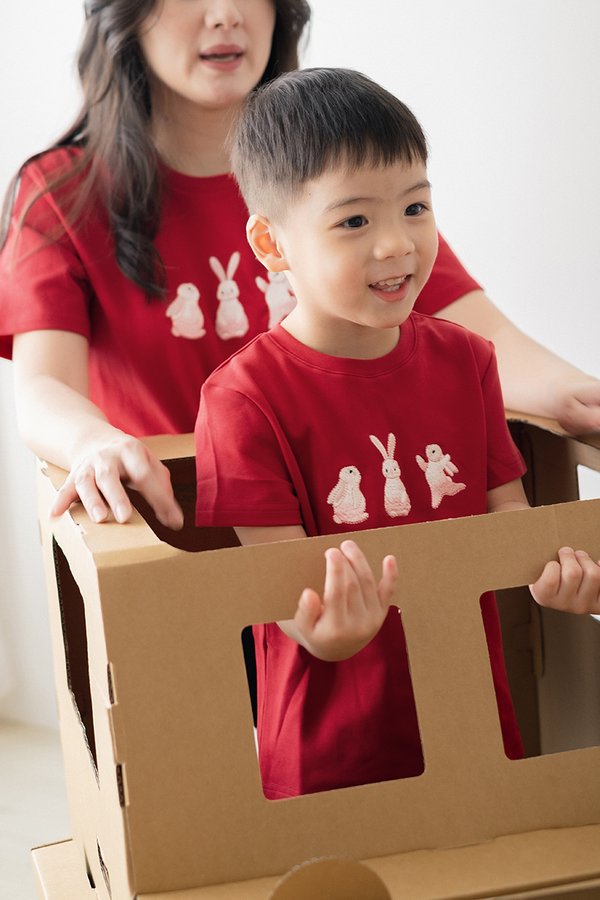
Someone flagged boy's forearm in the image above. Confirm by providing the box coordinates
[486,478,529,514]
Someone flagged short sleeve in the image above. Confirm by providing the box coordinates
[0,161,93,360]
[415,233,482,316]
[195,382,302,527]
[478,343,527,489]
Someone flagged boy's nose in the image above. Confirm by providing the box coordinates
[204,1,243,29]
[373,228,415,261]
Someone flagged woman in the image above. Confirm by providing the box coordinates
[1,0,599,529]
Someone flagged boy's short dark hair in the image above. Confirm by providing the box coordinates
[231,67,428,218]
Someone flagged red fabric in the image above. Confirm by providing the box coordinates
[0,149,275,436]
[0,149,481,436]
[196,315,526,798]
[416,232,482,315]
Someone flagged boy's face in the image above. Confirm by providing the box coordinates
[249,160,438,358]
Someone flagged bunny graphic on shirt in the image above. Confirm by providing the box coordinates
[165,282,206,339]
[255,271,296,328]
[327,466,369,525]
[209,251,249,340]
[416,443,466,509]
[369,432,411,517]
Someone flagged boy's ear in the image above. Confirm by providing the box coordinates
[246,215,288,272]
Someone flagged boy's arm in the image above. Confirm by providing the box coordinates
[234,526,397,662]
[486,479,600,614]
[437,290,600,435]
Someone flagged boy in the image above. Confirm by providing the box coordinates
[195,68,600,799]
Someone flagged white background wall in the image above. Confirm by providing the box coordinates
[1,1,599,727]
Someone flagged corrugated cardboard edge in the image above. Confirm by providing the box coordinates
[32,834,600,899]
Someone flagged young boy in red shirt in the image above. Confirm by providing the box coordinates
[195,68,600,799]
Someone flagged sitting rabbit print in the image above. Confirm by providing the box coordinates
[327,465,369,525]
[255,271,296,328]
[416,443,466,509]
[165,282,206,339]
[369,432,411,517]
[209,251,249,340]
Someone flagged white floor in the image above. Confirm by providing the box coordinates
[0,721,70,900]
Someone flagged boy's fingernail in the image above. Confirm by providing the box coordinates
[92,506,104,522]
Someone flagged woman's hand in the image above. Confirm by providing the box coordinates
[530,546,600,615]
[283,539,398,661]
[12,330,183,529]
[51,434,184,528]
[553,380,600,435]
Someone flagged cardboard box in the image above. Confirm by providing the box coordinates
[34,415,600,899]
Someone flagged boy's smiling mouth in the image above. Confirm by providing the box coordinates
[369,275,410,292]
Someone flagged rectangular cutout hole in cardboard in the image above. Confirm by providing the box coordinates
[494,585,600,758]
[242,606,426,800]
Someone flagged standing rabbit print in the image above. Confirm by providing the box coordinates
[209,251,249,340]
[369,432,411,517]
[327,465,369,525]
[165,283,206,339]
[255,271,296,328]
[416,443,466,508]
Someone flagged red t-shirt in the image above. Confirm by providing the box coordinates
[0,149,481,436]
[195,315,526,798]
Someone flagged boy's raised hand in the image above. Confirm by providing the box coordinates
[283,540,398,662]
[529,546,600,614]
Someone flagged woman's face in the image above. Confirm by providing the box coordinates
[139,0,276,113]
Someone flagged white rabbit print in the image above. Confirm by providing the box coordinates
[209,251,249,340]
[255,271,296,328]
[165,282,206,339]
[327,466,369,525]
[369,432,411,517]
[415,443,466,509]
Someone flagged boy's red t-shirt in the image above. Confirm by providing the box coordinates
[195,315,526,798]
[0,149,481,436]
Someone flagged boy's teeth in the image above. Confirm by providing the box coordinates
[371,276,407,290]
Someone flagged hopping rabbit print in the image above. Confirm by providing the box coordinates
[327,465,369,525]
[369,432,411,517]
[416,443,466,509]
[209,251,249,340]
[255,271,296,328]
[165,282,206,339]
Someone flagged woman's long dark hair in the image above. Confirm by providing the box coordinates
[0,0,311,298]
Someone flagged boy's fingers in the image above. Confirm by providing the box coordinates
[529,560,561,607]
[323,547,351,617]
[339,539,377,609]
[572,550,600,614]
[295,588,323,637]
[378,555,398,607]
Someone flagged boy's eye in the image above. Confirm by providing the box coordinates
[340,215,368,229]
[405,202,427,217]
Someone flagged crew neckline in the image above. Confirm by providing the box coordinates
[160,162,240,197]
[267,317,418,377]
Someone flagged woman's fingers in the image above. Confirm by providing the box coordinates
[49,439,183,530]
[120,442,183,529]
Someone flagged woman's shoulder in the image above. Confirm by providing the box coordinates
[19,145,85,190]
[412,310,495,361]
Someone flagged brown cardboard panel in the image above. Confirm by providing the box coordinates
[35,420,600,900]
[32,834,600,900]
[32,839,96,899]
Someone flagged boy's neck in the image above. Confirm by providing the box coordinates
[280,313,402,360]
